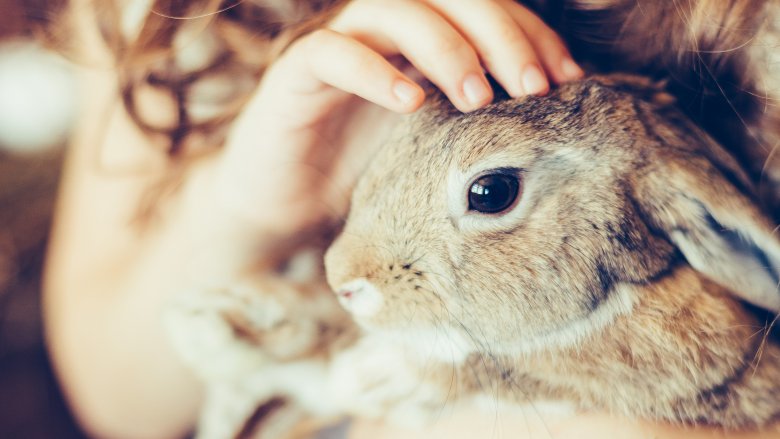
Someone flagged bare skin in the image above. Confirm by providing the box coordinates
[350,409,780,439]
[44,0,778,438]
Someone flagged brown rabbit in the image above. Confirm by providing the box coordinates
[324,74,780,429]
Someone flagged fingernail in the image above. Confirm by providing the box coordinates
[393,80,420,105]
[522,65,549,95]
[561,58,584,79]
[462,73,491,108]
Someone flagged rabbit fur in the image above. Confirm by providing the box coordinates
[325,73,780,428]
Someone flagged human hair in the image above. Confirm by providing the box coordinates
[33,1,347,220]
[82,1,347,158]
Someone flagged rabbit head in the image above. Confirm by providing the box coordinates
[324,75,780,359]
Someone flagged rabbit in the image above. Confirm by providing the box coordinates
[167,74,780,438]
[324,74,780,429]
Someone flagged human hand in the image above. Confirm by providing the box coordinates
[327,0,584,111]
[205,0,583,239]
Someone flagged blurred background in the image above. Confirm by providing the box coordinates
[0,0,85,436]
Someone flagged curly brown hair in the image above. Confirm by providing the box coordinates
[88,1,347,158]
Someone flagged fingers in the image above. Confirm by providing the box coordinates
[425,0,583,96]
[294,29,426,114]
[331,0,493,112]
[330,0,583,112]
[422,0,548,97]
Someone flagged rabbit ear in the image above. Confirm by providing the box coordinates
[639,156,780,312]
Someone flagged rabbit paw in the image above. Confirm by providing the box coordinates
[164,282,291,382]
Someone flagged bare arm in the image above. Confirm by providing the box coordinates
[351,410,780,439]
[43,3,209,437]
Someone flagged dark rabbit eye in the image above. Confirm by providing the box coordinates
[468,172,521,214]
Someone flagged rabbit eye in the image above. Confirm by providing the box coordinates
[468,172,521,214]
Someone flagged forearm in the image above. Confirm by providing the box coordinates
[43,146,199,438]
[350,410,780,439]
[39,49,246,438]
[44,261,202,439]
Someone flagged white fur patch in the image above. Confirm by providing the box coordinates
[243,360,337,417]
[164,301,270,381]
[335,278,384,317]
[377,326,473,364]
[467,397,579,438]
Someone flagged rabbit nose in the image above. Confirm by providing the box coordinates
[333,279,384,317]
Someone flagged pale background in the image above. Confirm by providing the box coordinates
[0,0,83,436]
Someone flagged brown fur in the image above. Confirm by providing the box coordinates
[544,0,780,215]
[324,75,780,429]
[452,268,780,427]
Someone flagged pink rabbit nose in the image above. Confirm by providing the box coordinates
[338,282,366,300]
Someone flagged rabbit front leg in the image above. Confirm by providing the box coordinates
[165,273,344,377]
[164,276,336,437]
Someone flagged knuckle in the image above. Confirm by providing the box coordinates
[496,22,527,48]
[536,27,567,49]
[429,35,472,61]
[493,26,535,59]
[536,39,570,65]
[305,28,335,46]
[353,57,379,79]
[297,28,341,59]
[327,0,363,29]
